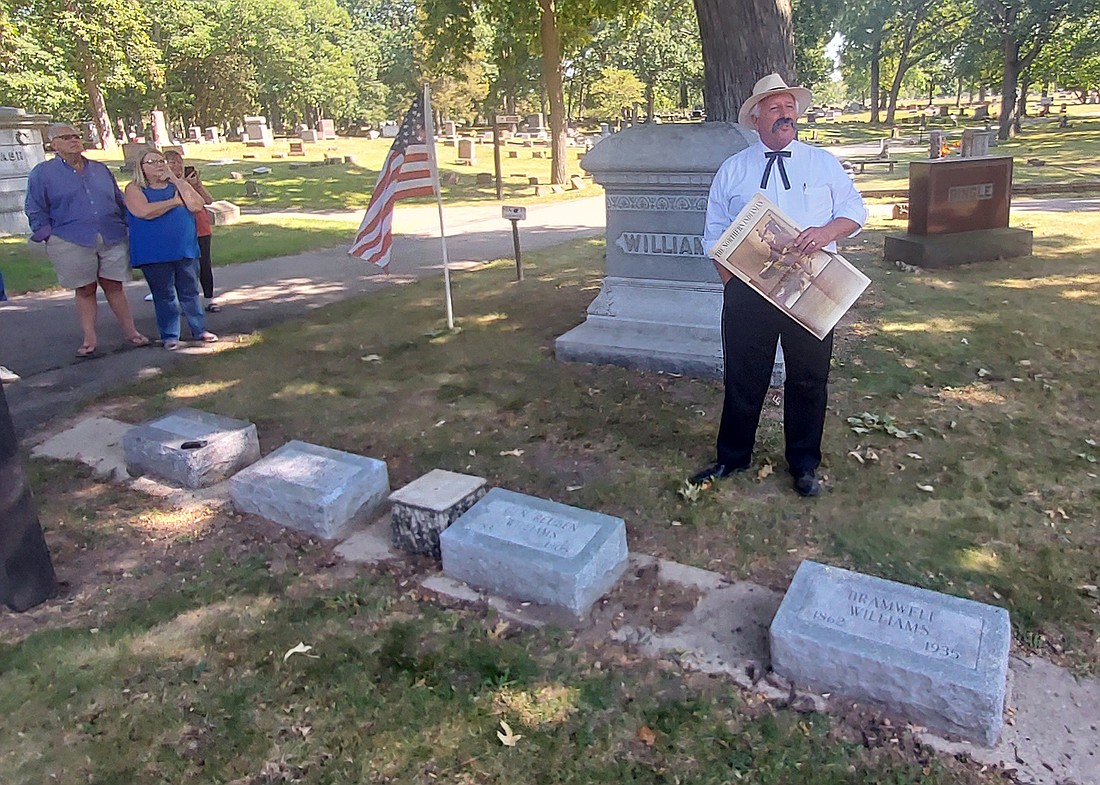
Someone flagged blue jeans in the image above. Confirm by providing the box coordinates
[0,267,6,300]
[140,258,205,341]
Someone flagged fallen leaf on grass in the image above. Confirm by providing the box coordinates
[499,449,525,457]
[1044,508,1068,520]
[497,720,523,747]
[283,642,317,662]
[488,620,511,639]
[637,725,657,746]
[565,484,583,491]
[1078,584,1100,600]
[756,463,774,480]
[916,484,935,493]
[360,354,382,363]
[678,481,704,502]
[906,453,923,460]
[848,450,865,464]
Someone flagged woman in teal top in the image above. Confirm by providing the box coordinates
[124,149,217,350]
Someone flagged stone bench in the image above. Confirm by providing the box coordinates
[847,157,900,174]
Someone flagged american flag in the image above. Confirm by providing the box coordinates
[350,94,437,269]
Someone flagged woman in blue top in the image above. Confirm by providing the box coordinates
[124,149,218,350]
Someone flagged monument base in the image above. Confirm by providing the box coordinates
[884,227,1033,268]
[555,276,784,384]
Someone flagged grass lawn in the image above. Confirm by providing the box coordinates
[0,216,358,296]
[4,205,1098,782]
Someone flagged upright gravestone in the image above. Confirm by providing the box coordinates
[440,488,628,617]
[318,118,336,140]
[770,561,1010,746]
[0,108,49,236]
[150,110,170,147]
[457,138,476,164]
[243,116,274,147]
[960,129,991,158]
[556,123,784,383]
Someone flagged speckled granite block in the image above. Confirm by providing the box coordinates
[770,561,1010,746]
[389,469,487,558]
[122,408,260,488]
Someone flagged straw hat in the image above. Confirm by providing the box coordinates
[738,73,813,129]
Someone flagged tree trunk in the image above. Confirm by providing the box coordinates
[869,37,881,124]
[646,81,655,121]
[538,0,568,185]
[999,34,1022,140]
[692,0,794,122]
[0,383,58,612]
[884,26,915,126]
[76,41,117,150]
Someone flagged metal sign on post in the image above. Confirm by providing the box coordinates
[503,205,527,280]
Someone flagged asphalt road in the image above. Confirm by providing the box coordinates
[1,196,605,437]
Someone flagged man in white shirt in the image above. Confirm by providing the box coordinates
[692,74,868,497]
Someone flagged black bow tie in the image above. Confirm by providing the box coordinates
[762,150,791,190]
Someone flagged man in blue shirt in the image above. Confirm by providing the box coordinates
[24,123,149,357]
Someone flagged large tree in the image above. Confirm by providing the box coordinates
[976,0,1094,139]
[8,0,161,147]
[692,0,794,121]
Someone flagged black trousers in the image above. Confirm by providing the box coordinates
[716,277,833,475]
[197,234,214,299]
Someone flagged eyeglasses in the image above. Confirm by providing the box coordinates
[53,134,81,141]
[142,158,166,166]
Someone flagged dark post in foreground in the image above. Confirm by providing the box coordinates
[0,381,58,612]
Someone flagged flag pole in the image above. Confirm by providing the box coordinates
[421,83,454,330]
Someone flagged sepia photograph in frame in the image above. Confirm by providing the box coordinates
[707,193,871,340]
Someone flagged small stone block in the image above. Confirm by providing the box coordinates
[475,172,493,184]
[389,469,487,558]
[439,488,629,616]
[535,185,553,196]
[507,150,519,158]
[122,407,260,488]
[770,560,1010,746]
[229,440,389,540]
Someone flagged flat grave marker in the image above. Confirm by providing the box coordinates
[229,440,389,540]
[770,560,1011,745]
[440,488,628,616]
[122,408,260,488]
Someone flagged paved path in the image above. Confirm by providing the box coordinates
[1,196,605,436]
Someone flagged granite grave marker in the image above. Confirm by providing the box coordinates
[123,408,260,488]
[440,488,628,616]
[770,560,1010,745]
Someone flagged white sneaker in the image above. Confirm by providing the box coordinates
[0,365,20,383]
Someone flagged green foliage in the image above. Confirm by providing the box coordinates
[587,67,645,118]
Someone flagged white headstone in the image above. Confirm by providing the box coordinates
[770,561,1011,746]
[440,488,629,616]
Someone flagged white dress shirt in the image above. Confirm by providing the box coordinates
[703,139,868,253]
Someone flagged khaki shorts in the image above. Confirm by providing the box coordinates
[46,235,131,289]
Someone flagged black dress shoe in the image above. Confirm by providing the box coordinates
[689,463,745,485]
[793,470,821,497]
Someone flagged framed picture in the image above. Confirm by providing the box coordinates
[707,193,870,340]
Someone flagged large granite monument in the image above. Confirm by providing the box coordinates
[0,108,49,236]
[884,156,1033,268]
[556,123,784,381]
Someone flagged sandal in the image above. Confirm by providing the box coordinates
[127,334,151,347]
[197,332,219,343]
[75,344,97,358]
[204,302,222,313]
[164,340,179,351]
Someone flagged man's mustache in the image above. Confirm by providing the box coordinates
[771,117,798,134]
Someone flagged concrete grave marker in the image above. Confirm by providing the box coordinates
[229,440,389,539]
[440,488,628,616]
[389,469,487,558]
[123,408,260,488]
[770,561,1010,746]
